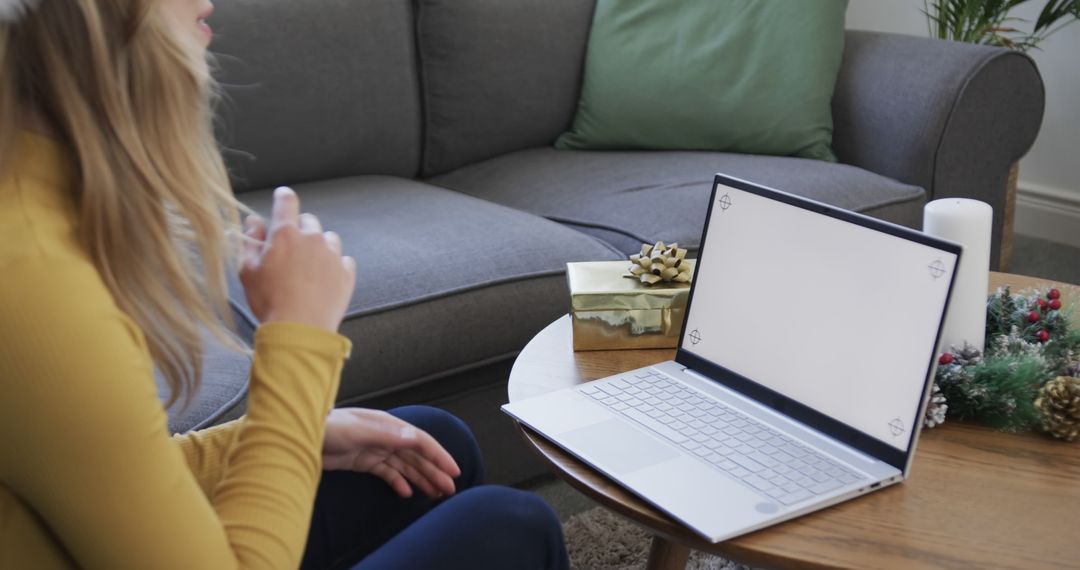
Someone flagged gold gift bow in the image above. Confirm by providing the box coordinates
[627,241,692,285]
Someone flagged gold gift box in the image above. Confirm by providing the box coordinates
[568,260,694,351]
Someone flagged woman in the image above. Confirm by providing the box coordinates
[0,0,569,568]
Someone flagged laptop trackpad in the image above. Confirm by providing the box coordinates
[559,419,679,475]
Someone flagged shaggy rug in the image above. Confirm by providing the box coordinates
[562,507,756,570]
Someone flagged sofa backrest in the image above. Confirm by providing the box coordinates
[415,0,597,177]
[211,0,422,193]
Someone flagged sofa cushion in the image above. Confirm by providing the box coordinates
[556,0,847,162]
[429,148,926,255]
[231,177,623,403]
[158,331,251,434]
[415,0,597,176]
[210,0,422,192]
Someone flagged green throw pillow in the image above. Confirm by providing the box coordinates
[555,0,848,161]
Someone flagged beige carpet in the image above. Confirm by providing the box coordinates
[563,507,754,570]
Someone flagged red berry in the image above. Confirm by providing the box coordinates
[1037,298,1048,311]
[1028,311,1040,323]
[1050,299,1062,311]
[1048,288,1061,300]
[938,353,955,365]
[1037,330,1050,343]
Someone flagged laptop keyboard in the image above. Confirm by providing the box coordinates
[578,370,867,506]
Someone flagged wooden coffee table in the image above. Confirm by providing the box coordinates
[508,272,1080,569]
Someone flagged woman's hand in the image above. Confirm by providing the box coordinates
[322,408,462,499]
[239,187,356,333]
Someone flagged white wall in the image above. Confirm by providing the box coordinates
[846,1,1080,246]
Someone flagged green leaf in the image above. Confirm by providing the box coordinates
[923,0,1080,52]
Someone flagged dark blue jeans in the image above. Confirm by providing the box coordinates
[300,406,569,570]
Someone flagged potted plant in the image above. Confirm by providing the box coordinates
[924,0,1080,52]
[923,0,1078,269]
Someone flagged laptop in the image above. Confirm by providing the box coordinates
[502,174,961,543]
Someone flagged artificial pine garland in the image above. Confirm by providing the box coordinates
[931,286,1080,439]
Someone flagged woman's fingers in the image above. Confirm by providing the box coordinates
[374,419,461,481]
[386,454,440,498]
[400,448,457,497]
[387,447,460,499]
[328,410,461,498]
[299,212,322,234]
[242,215,266,262]
[270,186,300,230]
[241,186,354,331]
[244,214,266,237]
[410,429,462,479]
[378,416,462,480]
[324,230,342,254]
[369,463,413,498]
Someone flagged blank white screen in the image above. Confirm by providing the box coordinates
[683,184,957,451]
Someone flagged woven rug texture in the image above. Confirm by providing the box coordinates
[562,507,757,570]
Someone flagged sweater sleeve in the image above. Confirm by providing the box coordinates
[173,418,243,498]
[0,256,350,570]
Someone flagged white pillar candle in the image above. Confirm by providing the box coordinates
[923,198,993,353]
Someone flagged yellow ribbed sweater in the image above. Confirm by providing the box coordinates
[0,131,351,569]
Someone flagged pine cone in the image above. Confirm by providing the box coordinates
[627,242,692,285]
[1035,376,1080,442]
[924,382,948,428]
[957,344,982,363]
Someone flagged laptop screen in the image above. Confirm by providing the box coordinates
[680,178,959,456]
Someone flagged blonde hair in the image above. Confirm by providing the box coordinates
[0,0,246,411]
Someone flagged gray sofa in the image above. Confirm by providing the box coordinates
[161,0,1044,486]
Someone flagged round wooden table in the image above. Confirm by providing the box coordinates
[507,272,1080,570]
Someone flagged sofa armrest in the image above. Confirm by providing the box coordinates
[832,31,1044,270]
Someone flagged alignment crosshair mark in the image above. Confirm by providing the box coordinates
[928,259,946,279]
[718,194,732,211]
